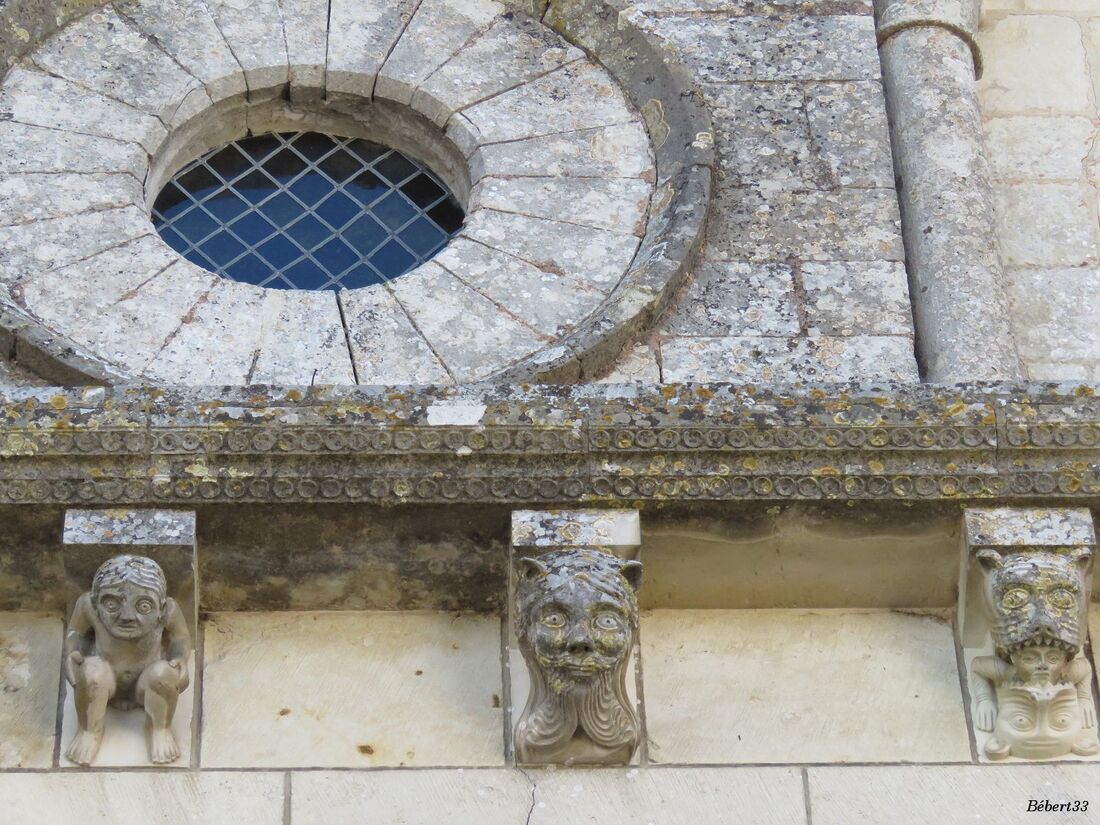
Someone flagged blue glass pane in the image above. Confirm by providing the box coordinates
[152,131,463,290]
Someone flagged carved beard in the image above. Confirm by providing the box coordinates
[519,659,638,756]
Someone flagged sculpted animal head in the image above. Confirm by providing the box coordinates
[975,547,1092,659]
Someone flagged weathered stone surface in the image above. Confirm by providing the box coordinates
[634,0,870,10]
[202,611,504,767]
[1005,269,1100,368]
[660,262,798,337]
[646,15,880,83]
[30,8,212,126]
[0,64,167,154]
[993,183,1099,268]
[473,122,655,181]
[0,612,61,768]
[0,121,146,178]
[203,0,289,93]
[64,508,196,546]
[0,773,284,823]
[115,0,245,104]
[597,341,661,382]
[0,173,143,226]
[433,237,607,338]
[706,184,904,262]
[985,116,1095,183]
[806,81,894,188]
[462,209,641,292]
[472,176,651,235]
[660,335,919,382]
[412,15,581,126]
[978,15,1091,114]
[642,609,971,763]
[250,290,356,385]
[388,262,548,382]
[809,765,1100,824]
[800,261,914,337]
[512,509,641,550]
[327,0,419,99]
[964,507,1096,549]
[338,285,453,384]
[277,0,328,99]
[375,0,502,105]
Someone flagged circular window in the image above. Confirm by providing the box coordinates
[151,131,465,291]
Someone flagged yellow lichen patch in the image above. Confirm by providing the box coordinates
[813,466,840,476]
[1075,385,1095,397]
[286,389,303,401]
[742,457,758,470]
[868,460,885,474]
[49,396,67,411]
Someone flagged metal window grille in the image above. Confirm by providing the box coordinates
[152,131,465,290]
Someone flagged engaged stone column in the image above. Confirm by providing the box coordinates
[509,509,643,766]
[60,509,198,767]
[876,0,1022,382]
[960,507,1099,761]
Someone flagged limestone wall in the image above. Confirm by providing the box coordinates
[978,1,1100,380]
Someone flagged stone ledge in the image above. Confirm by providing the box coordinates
[0,381,1094,504]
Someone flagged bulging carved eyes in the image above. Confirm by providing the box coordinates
[1048,588,1076,609]
[1001,589,1030,610]
[594,614,622,630]
[1009,713,1032,731]
[540,613,565,628]
[100,596,121,612]
[136,599,156,615]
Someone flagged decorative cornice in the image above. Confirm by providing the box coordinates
[0,382,1095,505]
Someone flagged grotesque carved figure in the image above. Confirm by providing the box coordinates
[514,548,642,766]
[971,548,1099,760]
[64,555,192,765]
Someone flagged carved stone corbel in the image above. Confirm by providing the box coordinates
[510,509,643,766]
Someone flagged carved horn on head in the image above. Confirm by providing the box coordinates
[974,548,1003,572]
[516,555,549,580]
[620,560,643,592]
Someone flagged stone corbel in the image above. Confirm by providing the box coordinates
[960,507,1099,761]
[60,509,198,767]
[509,509,643,766]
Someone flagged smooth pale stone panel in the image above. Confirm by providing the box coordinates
[471,122,656,181]
[993,183,1099,268]
[461,209,641,292]
[985,116,1096,183]
[432,237,606,338]
[115,0,246,103]
[0,65,167,154]
[0,173,144,226]
[294,771,532,825]
[1007,270,1100,366]
[0,613,61,768]
[250,290,356,384]
[30,8,212,126]
[278,0,329,100]
[203,0,289,94]
[0,206,154,289]
[388,262,548,382]
[0,121,147,179]
[327,0,421,99]
[141,279,268,384]
[59,652,195,768]
[339,284,453,384]
[412,16,582,126]
[0,773,284,825]
[809,765,1100,825]
[471,176,652,235]
[641,609,971,763]
[201,612,505,767]
[458,62,635,144]
[376,0,502,105]
[532,768,807,825]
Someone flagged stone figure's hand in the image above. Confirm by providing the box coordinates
[169,657,188,684]
[975,699,996,732]
[1083,700,1096,729]
[65,651,84,686]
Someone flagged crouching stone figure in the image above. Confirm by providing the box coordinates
[64,555,192,765]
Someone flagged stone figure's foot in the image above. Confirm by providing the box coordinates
[149,728,180,764]
[66,730,102,766]
[1072,736,1099,757]
[984,737,1010,761]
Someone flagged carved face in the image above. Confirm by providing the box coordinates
[1010,645,1071,684]
[977,548,1092,658]
[94,580,164,639]
[516,549,640,695]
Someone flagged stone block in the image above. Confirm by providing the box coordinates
[800,261,914,337]
[1006,269,1100,366]
[250,290,357,385]
[0,173,143,226]
[978,15,1091,114]
[985,116,1096,183]
[641,609,971,763]
[327,0,420,99]
[809,765,1100,824]
[278,0,329,100]
[473,122,655,182]
[203,0,289,94]
[964,507,1096,550]
[0,121,146,179]
[201,611,505,767]
[512,509,641,552]
[470,176,652,236]
[660,262,798,337]
[660,335,919,382]
[597,341,662,383]
[805,80,894,188]
[0,613,62,768]
[993,183,1099,267]
[0,773,284,824]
